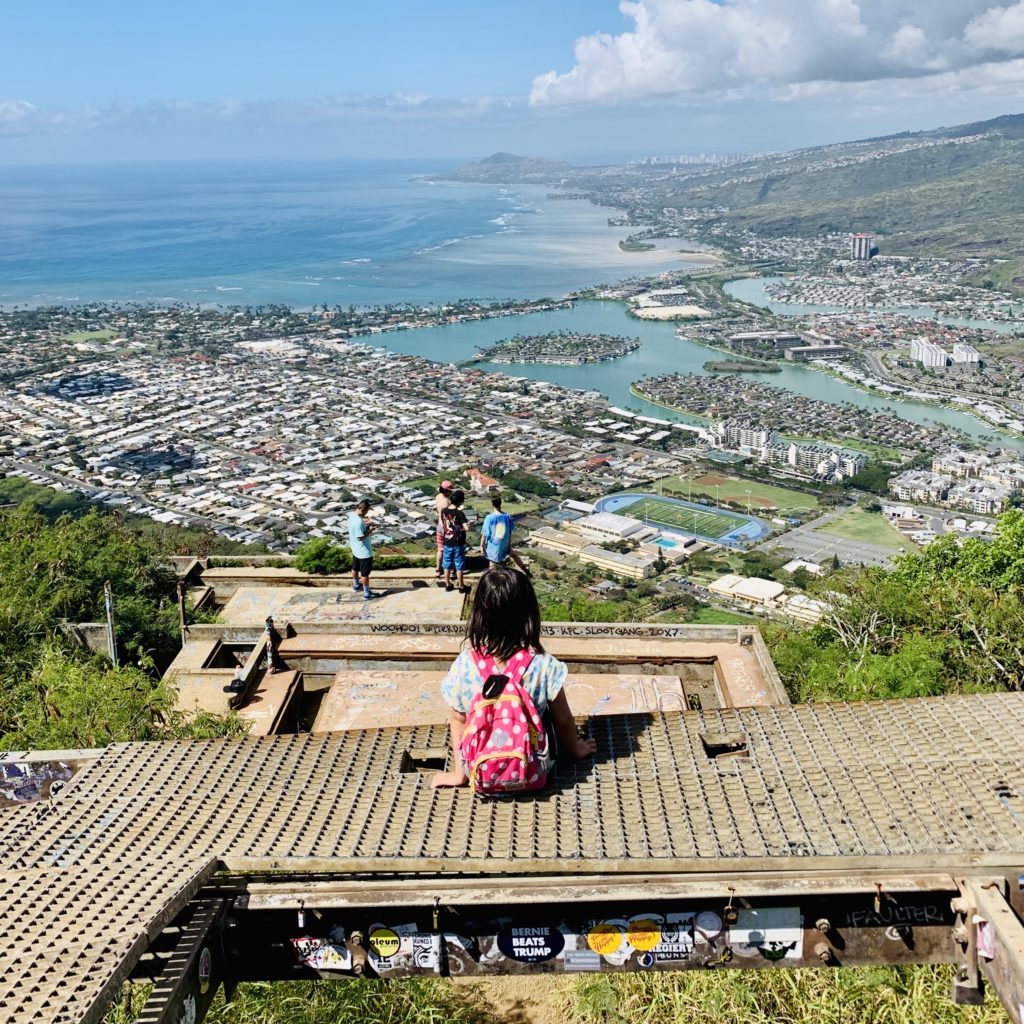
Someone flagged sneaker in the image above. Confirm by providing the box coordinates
[352,581,361,592]
[458,585,471,595]
[363,590,375,600]
[445,583,454,593]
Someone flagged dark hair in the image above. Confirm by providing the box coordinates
[355,499,371,512]
[467,566,544,662]
[491,496,502,510]
[451,489,465,507]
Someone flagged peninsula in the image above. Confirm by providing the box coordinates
[469,331,641,366]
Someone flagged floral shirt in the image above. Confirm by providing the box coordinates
[440,648,566,715]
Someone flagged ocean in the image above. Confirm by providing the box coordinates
[1,158,1016,447]
[0,159,685,308]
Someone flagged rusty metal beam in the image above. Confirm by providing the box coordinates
[134,899,226,1024]
[963,879,1024,1024]
[229,870,962,911]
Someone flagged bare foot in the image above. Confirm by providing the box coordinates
[430,769,468,789]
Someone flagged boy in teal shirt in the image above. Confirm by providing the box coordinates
[348,499,376,599]
[480,496,529,573]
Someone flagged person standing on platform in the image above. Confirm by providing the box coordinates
[480,495,529,574]
[440,489,470,594]
[434,480,454,579]
[348,499,377,600]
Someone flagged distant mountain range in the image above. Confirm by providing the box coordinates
[444,114,1024,291]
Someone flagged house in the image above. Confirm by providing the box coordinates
[466,467,499,493]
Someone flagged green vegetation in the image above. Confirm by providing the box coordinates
[623,496,744,540]
[0,504,235,751]
[671,114,1024,276]
[840,462,896,495]
[0,476,268,554]
[655,474,820,516]
[703,359,781,373]
[768,509,1024,702]
[967,256,1024,296]
[61,329,116,342]
[619,238,656,252]
[293,537,432,575]
[690,607,754,625]
[815,506,910,549]
[567,966,1008,1024]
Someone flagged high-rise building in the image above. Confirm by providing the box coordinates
[851,233,872,260]
[951,342,980,367]
[910,337,948,369]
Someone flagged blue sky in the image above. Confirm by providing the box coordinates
[2,0,1024,163]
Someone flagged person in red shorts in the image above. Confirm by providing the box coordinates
[434,479,453,578]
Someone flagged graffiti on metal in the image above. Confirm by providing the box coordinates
[0,761,74,805]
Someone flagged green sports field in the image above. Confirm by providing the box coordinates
[627,498,739,540]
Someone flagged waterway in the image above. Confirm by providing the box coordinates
[363,299,1024,450]
[724,277,1023,334]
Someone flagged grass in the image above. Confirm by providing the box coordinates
[564,966,1009,1024]
[61,329,116,342]
[626,497,742,540]
[691,606,755,624]
[815,507,912,550]
[655,474,819,516]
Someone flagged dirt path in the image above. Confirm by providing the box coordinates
[450,976,574,1024]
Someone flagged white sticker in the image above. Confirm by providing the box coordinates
[291,937,352,971]
[732,907,803,961]
[564,950,601,972]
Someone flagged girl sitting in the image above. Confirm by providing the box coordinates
[431,566,597,790]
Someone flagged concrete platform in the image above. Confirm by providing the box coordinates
[173,668,303,737]
[311,670,688,733]
[219,584,467,626]
[280,633,778,708]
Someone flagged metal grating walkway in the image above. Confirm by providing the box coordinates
[3,692,1024,1022]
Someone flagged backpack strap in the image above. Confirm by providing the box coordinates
[473,649,534,692]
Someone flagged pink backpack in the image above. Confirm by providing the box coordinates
[459,649,550,795]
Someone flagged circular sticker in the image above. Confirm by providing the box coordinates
[369,927,400,958]
[587,922,623,956]
[627,919,662,952]
[695,912,723,937]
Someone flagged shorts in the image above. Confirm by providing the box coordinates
[436,524,445,551]
[441,544,466,572]
[352,556,373,577]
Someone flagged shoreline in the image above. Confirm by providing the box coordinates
[811,360,1021,440]
[628,383,909,458]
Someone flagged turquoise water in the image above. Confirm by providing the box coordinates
[0,160,686,307]
[724,276,1023,334]
[369,299,1023,449]
[2,160,1019,450]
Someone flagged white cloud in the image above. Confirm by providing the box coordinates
[0,93,506,139]
[530,0,1024,105]
[965,1,1024,52]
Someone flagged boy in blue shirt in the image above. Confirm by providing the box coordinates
[348,499,377,600]
[480,496,529,573]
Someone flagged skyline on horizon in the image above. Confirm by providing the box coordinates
[3,0,1024,165]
